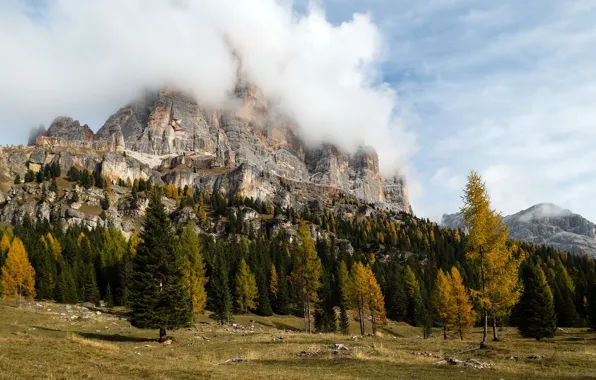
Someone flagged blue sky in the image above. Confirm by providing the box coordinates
[3,0,596,222]
[320,0,596,221]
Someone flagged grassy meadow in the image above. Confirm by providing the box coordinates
[0,301,595,379]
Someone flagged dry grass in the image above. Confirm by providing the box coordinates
[0,301,595,379]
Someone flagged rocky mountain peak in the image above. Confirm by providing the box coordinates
[441,204,596,258]
[45,117,94,142]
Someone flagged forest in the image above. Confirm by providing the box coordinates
[1,170,595,343]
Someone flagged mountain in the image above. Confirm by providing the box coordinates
[0,79,410,237]
[441,203,596,258]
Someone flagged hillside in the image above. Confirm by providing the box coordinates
[1,300,595,380]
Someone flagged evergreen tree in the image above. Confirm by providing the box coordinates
[118,249,133,307]
[14,174,21,185]
[588,284,596,331]
[129,192,191,342]
[517,263,557,340]
[339,303,350,335]
[255,270,273,316]
[105,283,114,307]
[56,265,78,304]
[235,259,258,313]
[208,249,233,324]
[0,238,36,305]
[83,263,100,304]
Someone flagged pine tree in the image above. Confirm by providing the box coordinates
[178,225,207,319]
[118,249,133,307]
[339,303,350,335]
[83,263,100,304]
[105,283,114,307]
[517,263,557,340]
[208,250,233,325]
[0,238,36,306]
[235,259,258,313]
[289,222,322,334]
[461,171,523,345]
[129,191,191,342]
[338,261,350,334]
[14,174,21,184]
[255,270,273,316]
[588,283,596,331]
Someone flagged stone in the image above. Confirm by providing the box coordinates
[81,302,95,308]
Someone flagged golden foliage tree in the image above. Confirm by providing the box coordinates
[178,225,208,318]
[449,267,476,340]
[364,265,386,335]
[435,267,475,340]
[41,233,62,258]
[269,264,279,296]
[0,238,36,306]
[289,222,322,334]
[346,262,368,335]
[235,259,258,313]
[461,171,523,344]
[434,269,453,340]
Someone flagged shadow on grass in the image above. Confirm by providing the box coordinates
[78,331,155,343]
[382,327,404,338]
[32,325,154,343]
[271,321,302,332]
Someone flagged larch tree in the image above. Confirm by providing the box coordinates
[289,222,322,334]
[434,269,454,340]
[449,267,476,340]
[178,224,208,319]
[517,263,557,340]
[235,259,258,313]
[364,265,386,336]
[129,191,191,342]
[269,264,279,297]
[0,237,36,306]
[461,171,522,345]
[346,262,368,335]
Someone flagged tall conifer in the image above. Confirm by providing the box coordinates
[129,191,191,342]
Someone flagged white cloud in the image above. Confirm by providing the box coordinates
[0,0,415,179]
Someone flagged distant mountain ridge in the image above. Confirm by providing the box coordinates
[441,203,596,258]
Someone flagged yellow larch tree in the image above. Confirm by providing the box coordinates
[461,171,523,345]
[269,264,279,296]
[434,269,455,340]
[178,225,208,319]
[0,238,36,306]
[364,265,386,335]
[289,222,322,334]
[235,259,258,313]
[449,267,476,340]
[346,262,368,336]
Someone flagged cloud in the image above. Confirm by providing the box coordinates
[333,0,596,221]
[0,0,415,179]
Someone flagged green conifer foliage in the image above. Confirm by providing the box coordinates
[129,192,191,342]
[517,263,557,340]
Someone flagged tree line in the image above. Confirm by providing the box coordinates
[0,170,595,342]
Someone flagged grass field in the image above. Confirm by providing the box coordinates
[0,301,595,379]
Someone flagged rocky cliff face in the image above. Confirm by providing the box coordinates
[441,203,596,258]
[0,81,410,233]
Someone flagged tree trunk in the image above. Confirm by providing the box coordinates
[371,308,376,336]
[443,321,447,340]
[480,252,487,346]
[358,301,365,336]
[492,313,499,341]
[159,327,167,343]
